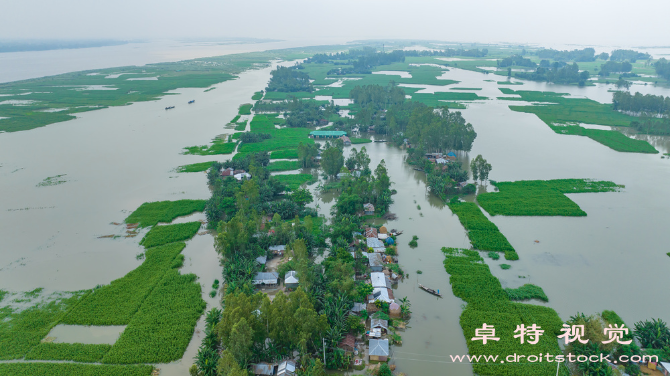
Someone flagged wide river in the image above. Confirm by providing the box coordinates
[1,44,669,375]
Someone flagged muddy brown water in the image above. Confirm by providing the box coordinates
[1,59,670,375]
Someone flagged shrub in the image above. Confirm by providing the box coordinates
[487,251,500,260]
[505,284,548,302]
[0,363,154,376]
[500,264,511,270]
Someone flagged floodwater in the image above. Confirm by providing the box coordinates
[2,48,670,376]
[47,325,125,345]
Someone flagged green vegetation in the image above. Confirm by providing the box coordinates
[501,89,658,153]
[183,138,238,156]
[487,251,500,260]
[500,264,511,270]
[266,66,313,93]
[36,174,68,187]
[0,363,154,376]
[275,174,316,190]
[251,91,263,100]
[125,199,205,227]
[139,222,201,248]
[447,201,518,260]
[408,235,418,247]
[450,87,482,90]
[176,161,215,173]
[0,292,87,360]
[63,243,186,325]
[270,149,299,159]
[350,137,372,144]
[102,268,205,364]
[478,179,623,216]
[505,284,548,302]
[442,247,567,376]
[497,81,523,85]
[267,160,301,172]
[234,115,314,160]
[25,343,112,363]
[238,103,252,115]
[410,92,486,107]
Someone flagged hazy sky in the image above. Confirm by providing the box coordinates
[2,0,669,47]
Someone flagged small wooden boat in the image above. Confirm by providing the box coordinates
[419,283,442,297]
[188,100,195,104]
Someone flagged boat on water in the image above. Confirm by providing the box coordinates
[419,283,442,297]
[188,100,195,104]
[165,106,175,110]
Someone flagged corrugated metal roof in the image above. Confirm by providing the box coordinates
[367,238,385,249]
[252,363,274,375]
[309,131,347,136]
[370,272,387,288]
[285,271,299,284]
[371,318,388,329]
[369,339,389,356]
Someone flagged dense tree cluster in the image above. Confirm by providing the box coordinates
[515,63,589,86]
[599,60,633,76]
[654,58,670,80]
[631,116,670,136]
[333,153,393,216]
[470,155,492,184]
[306,47,487,66]
[239,132,271,143]
[266,66,313,93]
[497,54,536,68]
[284,100,337,128]
[610,49,651,62]
[297,141,320,168]
[613,91,670,114]
[536,48,596,62]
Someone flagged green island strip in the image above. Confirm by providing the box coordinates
[505,284,549,302]
[139,222,201,248]
[25,343,112,363]
[350,137,372,144]
[267,160,301,172]
[238,103,252,115]
[0,291,88,360]
[229,115,241,124]
[0,363,154,376]
[176,161,216,173]
[124,199,206,227]
[183,138,238,156]
[448,201,518,260]
[449,87,482,90]
[234,121,247,131]
[408,91,487,107]
[0,44,352,133]
[442,247,567,376]
[62,242,186,325]
[274,173,316,190]
[477,179,623,216]
[497,81,523,85]
[499,89,658,154]
[251,91,263,100]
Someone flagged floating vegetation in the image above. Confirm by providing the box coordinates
[505,284,549,302]
[478,179,623,217]
[416,205,421,210]
[238,103,253,115]
[500,264,511,270]
[125,200,206,228]
[251,91,263,100]
[487,251,500,260]
[139,222,201,248]
[204,87,216,92]
[447,201,518,260]
[416,270,423,274]
[135,253,145,260]
[6,206,56,212]
[36,174,68,187]
[408,235,419,248]
[183,139,237,156]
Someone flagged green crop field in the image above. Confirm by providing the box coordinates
[0,292,87,360]
[477,179,623,216]
[251,91,264,100]
[234,115,314,159]
[350,137,372,144]
[0,363,154,376]
[125,199,205,227]
[274,174,316,191]
[270,149,299,159]
[499,89,658,153]
[139,222,201,248]
[447,201,518,260]
[442,247,567,376]
[176,161,215,173]
[267,160,301,172]
[238,103,252,115]
[183,139,238,156]
[102,269,205,364]
[410,91,486,107]
[505,284,549,302]
[25,343,112,363]
[63,243,186,325]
